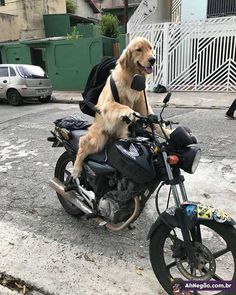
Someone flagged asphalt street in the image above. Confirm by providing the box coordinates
[0,100,235,295]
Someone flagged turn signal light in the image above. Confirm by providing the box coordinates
[167,155,179,165]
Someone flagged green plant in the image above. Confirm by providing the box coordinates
[67,26,81,40]
[66,0,77,14]
[99,13,119,38]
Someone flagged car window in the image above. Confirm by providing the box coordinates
[0,67,9,77]
[17,65,47,79]
[9,67,17,77]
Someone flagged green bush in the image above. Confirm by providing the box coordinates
[99,13,119,38]
[66,0,77,14]
[67,26,81,40]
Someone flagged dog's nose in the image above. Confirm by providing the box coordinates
[148,57,156,66]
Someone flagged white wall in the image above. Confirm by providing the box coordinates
[181,0,207,21]
[143,0,172,24]
[76,0,94,18]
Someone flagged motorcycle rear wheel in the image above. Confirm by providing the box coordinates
[149,220,236,295]
[55,151,85,216]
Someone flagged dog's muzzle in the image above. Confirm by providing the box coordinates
[148,57,156,66]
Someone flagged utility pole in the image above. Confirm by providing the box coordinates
[124,0,129,33]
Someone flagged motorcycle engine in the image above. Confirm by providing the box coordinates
[98,178,136,224]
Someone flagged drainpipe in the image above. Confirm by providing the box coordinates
[124,0,128,33]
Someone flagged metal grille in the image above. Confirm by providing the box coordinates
[0,0,5,6]
[171,0,182,22]
[129,17,236,92]
[207,0,236,18]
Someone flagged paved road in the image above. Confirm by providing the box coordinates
[0,101,235,295]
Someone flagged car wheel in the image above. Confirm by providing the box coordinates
[7,89,23,106]
[38,95,51,103]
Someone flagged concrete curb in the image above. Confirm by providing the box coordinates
[51,98,80,104]
[51,98,228,110]
[50,91,235,109]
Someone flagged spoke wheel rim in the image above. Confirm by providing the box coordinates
[176,242,216,280]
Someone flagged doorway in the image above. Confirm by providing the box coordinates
[30,47,46,71]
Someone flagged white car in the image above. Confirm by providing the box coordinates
[0,64,53,106]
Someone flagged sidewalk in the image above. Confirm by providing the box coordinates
[51,90,236,109]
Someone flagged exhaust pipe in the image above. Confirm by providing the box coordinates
[49,177,93,215]
[96,196,140,232]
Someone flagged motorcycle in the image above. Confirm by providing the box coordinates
[48,75,236,295]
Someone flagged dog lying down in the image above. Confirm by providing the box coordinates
[71,36,171,179]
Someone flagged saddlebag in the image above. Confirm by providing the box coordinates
[54,115,90,131]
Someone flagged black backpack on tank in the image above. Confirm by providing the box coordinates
[79,56,118,117]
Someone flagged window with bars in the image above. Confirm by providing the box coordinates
[207,0,236,17]
[0,0,5,6]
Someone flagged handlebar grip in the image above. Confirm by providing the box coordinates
[164,120,179,126]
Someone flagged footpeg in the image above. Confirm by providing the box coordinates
[84,212,98,220]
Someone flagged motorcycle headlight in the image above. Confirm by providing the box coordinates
[180,146,201,174]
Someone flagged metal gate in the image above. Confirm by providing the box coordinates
[129,16,236,92]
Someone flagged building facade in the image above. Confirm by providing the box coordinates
[76,0,100,19]
[0,0,66,42]
[128,0,236,92]
[129,0,236,25]
[93,0,141,25]
[0,0,100,43]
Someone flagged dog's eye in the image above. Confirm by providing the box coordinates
[136,48,142,52]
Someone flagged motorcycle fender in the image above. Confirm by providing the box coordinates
[147,212,178,240]
[147,202,236,240]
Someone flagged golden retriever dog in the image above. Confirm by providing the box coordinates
[71,37,170,179]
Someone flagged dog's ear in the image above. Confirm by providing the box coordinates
[119,48,131,69]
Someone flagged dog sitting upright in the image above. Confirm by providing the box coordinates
[71,37,170,179]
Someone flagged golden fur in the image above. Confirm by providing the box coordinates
[72,37,168,179]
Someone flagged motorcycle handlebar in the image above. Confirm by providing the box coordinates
[133,113,159,124]
[121,113,176,128]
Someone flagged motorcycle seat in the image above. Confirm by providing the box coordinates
[68,129,87,149]
[68,130,107,163]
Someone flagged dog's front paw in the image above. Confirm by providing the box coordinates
[71,166,81,180]
[120,110,140,123]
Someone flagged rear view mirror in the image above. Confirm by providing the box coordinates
[163,92,171,104]
[131,74,146,91]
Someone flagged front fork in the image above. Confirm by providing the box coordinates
[162,151,198,268]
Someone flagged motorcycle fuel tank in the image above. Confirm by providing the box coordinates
[107,139,156,184]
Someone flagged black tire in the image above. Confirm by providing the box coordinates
[149,220,236,295]
[38,95,51,103]
[55,151,84,216]
[7,89,23,106]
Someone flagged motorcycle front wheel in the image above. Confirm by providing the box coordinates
[149,220,236,295]
[55,151,85,216]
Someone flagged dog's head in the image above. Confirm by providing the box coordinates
[118,37,155,75]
